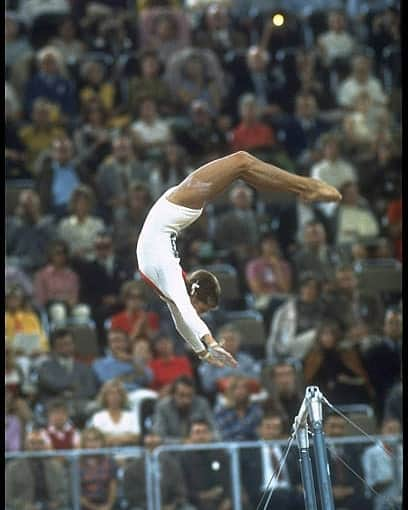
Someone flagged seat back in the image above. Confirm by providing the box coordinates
[354,260,402,293]
[68,323,100,365]
[223,310,266,357]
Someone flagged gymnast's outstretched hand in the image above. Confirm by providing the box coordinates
[198,343,238,368]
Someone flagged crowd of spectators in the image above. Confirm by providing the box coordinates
[5,0,402,509]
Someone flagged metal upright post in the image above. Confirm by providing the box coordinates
[307,387,335,510]
[295,424,318,510]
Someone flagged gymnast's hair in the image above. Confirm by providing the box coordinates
[187,269,221,309]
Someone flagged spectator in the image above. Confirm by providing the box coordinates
[18,98,66,173]
[35,136,83,218]
[96,134,149,222]
[384,379,402,425]
[79,59,118,114]
[128,50,173,117]
[110,281,161,342]
[337,54,388,109]
[5,262,34,297]
[245,231,292,312]
[24,46,76,120]
[149,332,193,395]
[360,308,402,420]
[40,399,81,450]
[362,418,402,510]
[123,433,194,510]
[6,188,56,273]
[318,10,356,69]
[37,328,98,426]
[5,387,24,452]
[152,375,217,442]
[181,419,233,510]
[322,264,384,333]
[261,361,304,431]
[33,239,80,311]
[198,323,261,395]
[113,182,152,262]
[266,272,324,362]
[213,183,260,265]
[5,87,29,180]
[5,346,34,427]
[230,93,276,153]
[92,328,153,392]
[5,429,69,510]
[387,194,402,262]
[131,97,172,155]
[57,184,105,259]
[334,181,380,245]
[323,413,372,510]
[80,427,118,510]
[241,413,303,510]
[292,220,343,281]
[303,321,374,406]
[214,375,263,441]
[49,16,85,65]
[89,380,140,446]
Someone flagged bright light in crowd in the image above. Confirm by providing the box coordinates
[272,13,285,26]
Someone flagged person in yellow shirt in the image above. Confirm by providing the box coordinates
[18,98,66,174]
[5,285,49,355]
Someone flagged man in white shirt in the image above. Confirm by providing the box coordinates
[318,10,356,67]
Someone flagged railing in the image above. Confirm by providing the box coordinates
[5,435,402,510]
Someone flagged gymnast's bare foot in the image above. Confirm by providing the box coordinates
[299,178,342,203]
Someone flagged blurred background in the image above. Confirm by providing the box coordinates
[5,0,402,509]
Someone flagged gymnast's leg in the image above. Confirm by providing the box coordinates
[167,151,341,210]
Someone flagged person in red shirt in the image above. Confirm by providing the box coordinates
[40,399,80,450]
[149,332,193,395]
[387,197,402,262]
[230,93,276,152]
[110,281,160,342]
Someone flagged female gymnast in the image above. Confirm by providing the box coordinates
[137,151,341,368]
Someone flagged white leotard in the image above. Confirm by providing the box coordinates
[136,187,210,353]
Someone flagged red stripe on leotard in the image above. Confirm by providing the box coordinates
[139,269,188,301]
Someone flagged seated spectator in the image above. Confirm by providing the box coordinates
[5,91,29,180]
[58,184,105,259]
[96,134,149,222]
[6,188,56,273]
[181,419,233,510]
[89,380,140,446]
[79,58,118,114]
[35,136,83,218]
[149,332,193,395]
[5,429,69,510]
[127,50,173,117]
[6,262,34,298]
[24,46,76,121]
[79,427,118,510]
[310,132,357,218]
[110,281,161,342]
[322,264,385,333]
[334,181,380,245]
[5,346,34,427]
[123,433,194,510]
[362,418,403,510]
[40,399,81,450]
[337,54,387,109]
[34,239,80,312]
[165,47,226,115]
[139,7,191,63]
[317,10,356,69]
[19,98,66,173]
[303,321,374,406]
[5,284,49,357]
[324,413,372,510]
[384,379,402,426]
[92,328,153,392]
[241,413,303,510]
[73,98,113,173]
[292,220,343,282]
[387,194,402,262]
[5,12,33,97]
[37,328,98,426]
[5,387,24,452]
[230,93,276,153]
[198,323,261,396]
[214,375,263,441]
[152,375,217,442]
[49,16,85,65]
[245,231,292,312]
[360,308,402,420]
[113,181,152,264]
[213,183,260,266]
[131,97,172,156]
[266,272,324,362]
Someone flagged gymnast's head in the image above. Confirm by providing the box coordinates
[187,269,221,315]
